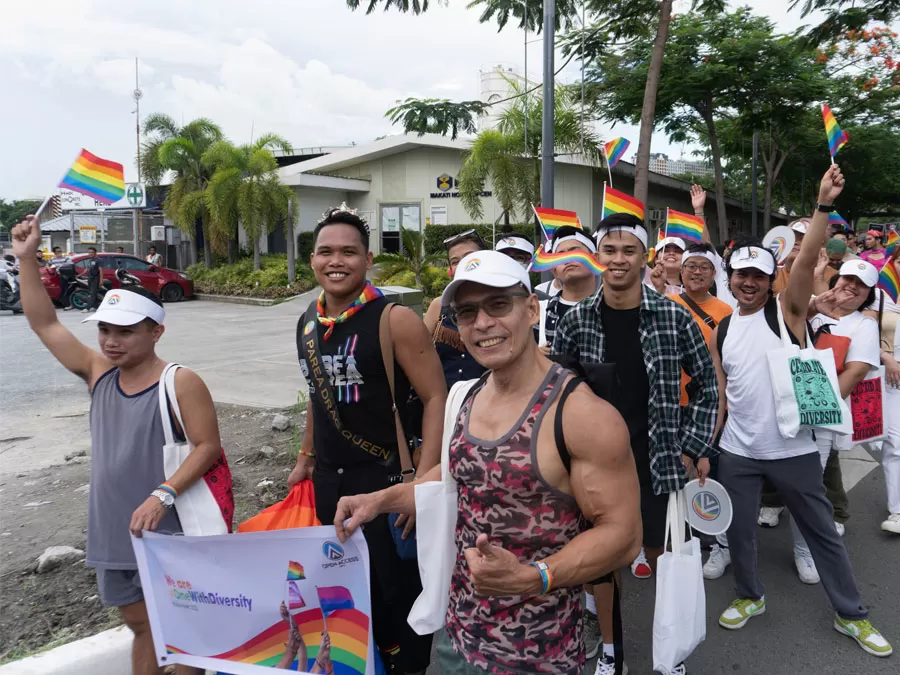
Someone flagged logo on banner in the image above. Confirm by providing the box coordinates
[322,540,360,570]
[692,492,721,521]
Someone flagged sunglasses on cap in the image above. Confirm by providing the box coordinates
[443,229,485,249]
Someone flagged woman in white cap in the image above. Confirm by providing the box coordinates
[649,237,686,295]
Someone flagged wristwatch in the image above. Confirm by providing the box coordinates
[151,489,175,508]
[815,202,833,213]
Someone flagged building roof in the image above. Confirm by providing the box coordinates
[40,213,106,232]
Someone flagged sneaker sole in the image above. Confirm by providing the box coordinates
[833,620,894,657]
[719,605,765,630]
[758,520,778,528]
[703,567,728,580]
[881,523,900,534]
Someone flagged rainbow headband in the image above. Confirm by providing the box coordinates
[550,231,596,254]
[595,225,648,250]
[682,251,718,268]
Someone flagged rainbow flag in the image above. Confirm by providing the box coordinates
[318,586,355,617]
[828,211,848,228]
[647,247,657,265]
[532,206,582,234]
[604,137,630,168]
[666,208,704,243]
[58,149,125,204]
[602,185,645,221]
[822,105,849,159]
[884,229,900,258]
[286,561,305,581]
[529,245,606,276]
[288,581,306,610]
[878,262,900,303]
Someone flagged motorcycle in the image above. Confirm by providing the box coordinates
[0,256,23,314]
[70,268,141,311]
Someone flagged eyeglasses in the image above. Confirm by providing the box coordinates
[683,263,714,274]
[443,229,485,249]
[450,292,529,327]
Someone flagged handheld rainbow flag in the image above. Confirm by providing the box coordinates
[529,245,607,276]
[532,206,582,235]
[317,586,354,617]
[287,581,306,610]
[604,137,630,169]
[602,185,645,221]
[286,561,305,581]
[58,149,125,204]
[828,211,848,229]
[822,105,849,160]
[884,229,900,258]
[647,247,657,266]
[666,208,705,243]
[878,262,900,303]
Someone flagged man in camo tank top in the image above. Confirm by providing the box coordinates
[334,250,642,675]
[11,216,224,675]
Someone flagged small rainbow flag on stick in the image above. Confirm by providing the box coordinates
[529,245,607,276]
[286,561,305,581]
[532,206,582,235]
[828,211,848,229]
[602,185,645,221]
[666,208,705,243]
[604,137,630,168]
[878,262,900,303]
[822,105,849,161]
[58,149,125,204]
[884,230,900,258]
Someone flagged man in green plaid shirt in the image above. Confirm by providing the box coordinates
[552,213,718,675]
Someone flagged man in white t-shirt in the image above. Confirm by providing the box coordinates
[708,166,892,657]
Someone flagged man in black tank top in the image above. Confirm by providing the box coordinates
[289,205,446,674]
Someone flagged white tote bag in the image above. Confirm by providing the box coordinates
[652,491,706,674]
[158,363,229,537]
[766,298,852,439]
[407,377,479,636]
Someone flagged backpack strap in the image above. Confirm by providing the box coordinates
[553,376,584,474]
[679,292,717,329]
[379,303,416,482]
[716,314,732,358]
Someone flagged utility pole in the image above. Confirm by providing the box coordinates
[541,0,555,211]
[133,57,143,258]
[751,132,759,237]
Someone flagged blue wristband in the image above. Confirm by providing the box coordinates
[529,561,550,594]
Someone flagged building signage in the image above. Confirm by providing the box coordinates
[431,174,492,199]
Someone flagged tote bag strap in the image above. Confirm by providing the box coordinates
[441,378,480,483]
[773,296,793,349]
[157,363,182,447]
[663,491,689,555]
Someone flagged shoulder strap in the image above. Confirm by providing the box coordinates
[878,291,885,341]
[679,292,717,328]
[764,296,781,339]
[716,314,732,358]
[301,300,344,431]
[553,376,584,475]
[157,363,187,446]
[379,303,416,482]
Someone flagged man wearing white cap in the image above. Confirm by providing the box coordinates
[10,217,221,675]
[333,249,641,675]
[553,212,718,675]
[709,166,892,657]
[495,235,535,267]
[772,218,810,294]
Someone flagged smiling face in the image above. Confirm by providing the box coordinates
[97,320,164,368]
[310,223,373,298]
[730,267,772,312]
[682,257,716,295]
[662,243,684,277]
[597,231,645,292]
[453,282,538,371]
[447,239,482,278]
[834,275,872,312]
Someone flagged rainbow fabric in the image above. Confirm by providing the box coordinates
[828,211,849,228]
[878,262,900,303]
[58,149,125,204]
[529,245,606,276]
[288,581,306,610]
[318,586,355,616]
[884,230,900,258]
[533,206,581,234]
[822,105,849,159]
[286,561,305,581]
[602,185,645,221]
[317,282,383,340]
[604,137,630,168]
[666,209,704,243]
[647,247,657,265]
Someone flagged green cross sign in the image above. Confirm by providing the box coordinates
[126,184,144,206]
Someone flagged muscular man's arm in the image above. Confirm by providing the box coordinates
[390,305,448,474]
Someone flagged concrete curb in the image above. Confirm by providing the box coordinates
[194,293,301,306]
[0,627,132,675]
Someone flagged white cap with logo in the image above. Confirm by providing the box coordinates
[82,289,166,326]
[441,250,532,306]
[730,246,776,276]
[495,236,536,257]
[655,236,687,253]
[838,259,879,288]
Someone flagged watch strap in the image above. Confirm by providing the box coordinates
[816,202,833,213]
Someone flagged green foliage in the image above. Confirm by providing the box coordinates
[297,231,315,260]
[186,254,316,298]
[422,223,535,254]
[385,98,490,140]
[373,226,442,287]
[0,199,42,230]
[379,265,450,299]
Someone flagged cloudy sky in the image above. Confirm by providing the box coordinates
[1,0,820,199]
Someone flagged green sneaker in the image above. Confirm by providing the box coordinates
[719,597,766,630]
[833,616,893,657]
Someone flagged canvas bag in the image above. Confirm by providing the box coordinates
[766,298,852,438]
[158,363,232,536]
[406,377,479,636]
[652,491,706,674]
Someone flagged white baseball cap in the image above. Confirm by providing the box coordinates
[729,246,776,276]
[441,250,532,306]
[655,237,687,253]
[790,219,809,235]
[838,259,879,288]
[82,288,166,326]
[495,236,535,257]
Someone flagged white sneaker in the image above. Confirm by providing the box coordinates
[795,552,820,584]
[703,544,731,580]
[80,308,89,313]
[630,548,652,579]
[594,654,628,675]
[758,506,784,528]
[881,513,900,534]
[835,521,846,537]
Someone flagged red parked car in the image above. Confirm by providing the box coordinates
[41,253,194,304]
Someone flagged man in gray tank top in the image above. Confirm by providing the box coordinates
[11,216,223,675]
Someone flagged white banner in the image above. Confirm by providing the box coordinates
[132,527,374,675]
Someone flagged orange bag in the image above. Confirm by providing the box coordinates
[814,333,851,375]
[237,479,321,532]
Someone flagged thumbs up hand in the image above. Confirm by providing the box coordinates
[463,534,544,597]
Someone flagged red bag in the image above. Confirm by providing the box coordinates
[202,452,235,532]
[814,333,851,374]
[237,479,321,532]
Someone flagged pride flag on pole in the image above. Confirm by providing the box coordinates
[287,581,306,610]
[884,230,900,258]
[532,206,582,235]
[286,561,305,581]
[665,208,704,243]
[603,137,630,168]
[58,149,125,204]
[822,105,849,160]
[317,586,355,617]
[529,245,607,276]
[878,262,900,303]
[602,185,645,221]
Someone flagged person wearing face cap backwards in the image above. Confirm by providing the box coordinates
[708,165,892,657]
[9,216,223,675]
[552,212,719,675]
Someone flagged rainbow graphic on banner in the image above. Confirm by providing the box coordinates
[602,185,645,221]
[878,262,900,303]
[287,561,305,581]
[165,606,369,674]
[58,149,125,204]
[822,104,849,159]
[604,137,630,168]
[666,208,704,243]
[529,245,607,276]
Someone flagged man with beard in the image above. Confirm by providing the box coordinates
[709,165,892,657]
[553,212,718,675]
[288,205,447,673]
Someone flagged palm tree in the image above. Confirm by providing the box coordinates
[373,226,442,288]
[204,134,294,271]
[141,114,224,268]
